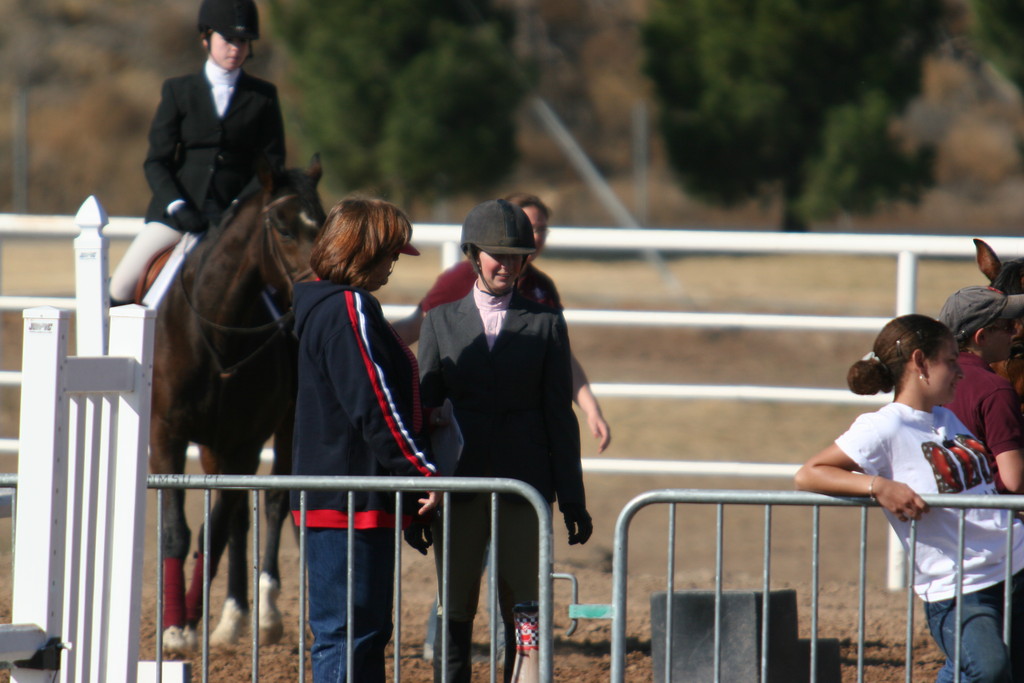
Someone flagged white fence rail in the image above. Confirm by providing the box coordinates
[0,206,1010,644]
[3,214,1022,402]
[0,212,1021,473]
[2,205,1015,677]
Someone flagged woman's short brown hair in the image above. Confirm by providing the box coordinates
[309,198,412,288]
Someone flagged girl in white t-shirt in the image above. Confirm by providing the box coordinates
[796,314,1024,683]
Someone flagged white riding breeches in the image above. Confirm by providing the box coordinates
[109,221,182,301]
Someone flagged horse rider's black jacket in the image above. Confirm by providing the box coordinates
[144,69,286,228]
[290,280,437,529]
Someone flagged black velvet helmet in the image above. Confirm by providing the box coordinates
[198,0,260,40]
[460,199,536,256]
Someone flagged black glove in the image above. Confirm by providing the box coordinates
[561,503,593,546]
[172,204,208,233]
[403,522,433,555]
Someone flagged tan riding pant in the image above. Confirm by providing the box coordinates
[109,220,180,301]
[432,494,541,623]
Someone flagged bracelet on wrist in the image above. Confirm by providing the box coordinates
[868,475,879,502]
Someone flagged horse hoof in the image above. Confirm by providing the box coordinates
[210,598,249,647]
[258,573,283,645]
[259,618,284,646]
[163,625,198,654]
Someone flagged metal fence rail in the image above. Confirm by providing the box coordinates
[7,472,1021,680]
[609,489,1024,683]
[147,474,554,683]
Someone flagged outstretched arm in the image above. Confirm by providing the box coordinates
[571,354,611,453]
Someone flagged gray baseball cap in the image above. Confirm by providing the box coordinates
[939,285,1024,342]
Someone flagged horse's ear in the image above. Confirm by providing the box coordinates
[975,238,1001,284]
[306,153,322,185]
[256,153,275,196]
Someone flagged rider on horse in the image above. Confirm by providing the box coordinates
[109,0,286,306]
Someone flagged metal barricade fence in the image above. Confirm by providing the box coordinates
[146,474,554,683]
[609,490,1024,683]
[6,470,1021,680]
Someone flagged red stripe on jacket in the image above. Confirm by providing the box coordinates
[344,291,434,476]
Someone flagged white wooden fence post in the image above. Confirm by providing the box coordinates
[11,307,72,683]
[103,304,155,683]
[73,195,110,356]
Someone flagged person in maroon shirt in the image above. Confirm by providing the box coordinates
[939,285,1024,493]
[393,193,611,454]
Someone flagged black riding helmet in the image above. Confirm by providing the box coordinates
[460,199,536,256]
[198,0,260,41]
[461,199,536,296]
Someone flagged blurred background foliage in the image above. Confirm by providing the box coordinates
[3,0,1024,233]
[642,0,941,230]
[268,0,525,205]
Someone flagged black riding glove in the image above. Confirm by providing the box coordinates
[561,503,593,546]
[172,204,208,233]
[403,521,433,555]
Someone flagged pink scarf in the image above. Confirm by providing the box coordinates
[473,286,511,350]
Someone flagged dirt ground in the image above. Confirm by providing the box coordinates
[0,240,991,681]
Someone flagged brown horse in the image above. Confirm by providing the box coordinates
[974,238,1024,409]
[149,155,325,653]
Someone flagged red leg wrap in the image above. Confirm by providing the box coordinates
[185,553,205,624]
[163,557,186,628]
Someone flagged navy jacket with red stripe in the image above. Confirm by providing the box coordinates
[290,280,436,529]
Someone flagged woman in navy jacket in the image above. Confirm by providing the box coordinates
[291,198,437,682]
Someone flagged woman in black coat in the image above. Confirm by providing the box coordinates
[418,199,592,682]
[109,0,285,304]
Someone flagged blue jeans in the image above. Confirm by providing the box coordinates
[306,527,395,683]
[924,570,1024,683]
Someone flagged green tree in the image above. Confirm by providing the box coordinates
[642,0,941,230]
[268,0,524,202]
[971,1,1024,86]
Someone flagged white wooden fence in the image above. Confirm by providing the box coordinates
[1,212,1023,454]
[0,198,183,682]
[0,203,1020,676]
[1,212,1023,477]
[1,206,1022,602]
[3,214,1023,408]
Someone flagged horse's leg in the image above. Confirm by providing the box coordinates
[210,489,252,646]
[185,486,241,638]
[259,417,294,644]
[151,433,197,654]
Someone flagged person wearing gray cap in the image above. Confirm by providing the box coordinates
[939,285,1024,495]
[415,199,591,682]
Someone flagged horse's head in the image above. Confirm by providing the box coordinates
[974,238,1024,410]
[975,238,1024,295]
[255,154,327,300]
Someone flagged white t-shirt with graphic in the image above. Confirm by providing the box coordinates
[835,402,1024,602]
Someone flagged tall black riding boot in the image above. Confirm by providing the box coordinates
[503,620,517,683]
[433,619,473,683]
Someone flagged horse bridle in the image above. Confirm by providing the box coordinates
[260,192,316,294]
[178,191,318,377]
